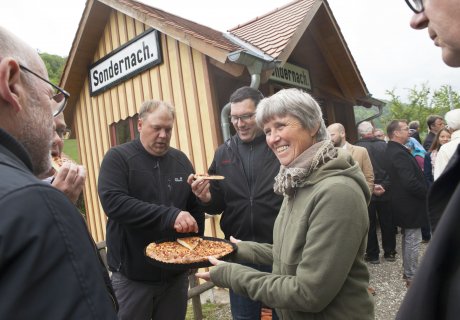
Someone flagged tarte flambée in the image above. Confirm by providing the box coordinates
[194,174,225,180]
[145,237,235,266]
[51,154,75,171]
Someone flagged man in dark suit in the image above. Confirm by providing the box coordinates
[385,120,428,288]
[422,115,445,151]
[356,121,396,264]
[397,1,460,318]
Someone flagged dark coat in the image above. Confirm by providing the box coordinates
[384,141,428,228]
[0,129,117,319]
[396,145,460,319]
[98,138,204,283]
[205,134,282,243]
[423,131,436,151]
[355,137,391,201]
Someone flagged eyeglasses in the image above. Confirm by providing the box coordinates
[405,0,424,13]
[56,127,71,140]
[229,113,256,123]
[19,64,69,117]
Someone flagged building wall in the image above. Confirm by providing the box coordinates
[74,10,221,241]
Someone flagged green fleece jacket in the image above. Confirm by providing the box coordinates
[210,149,374,319]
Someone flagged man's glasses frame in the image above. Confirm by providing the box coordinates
[19,64,69,117]
[229,113,256,123]
[405,0,424,14]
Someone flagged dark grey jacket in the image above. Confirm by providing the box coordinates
[0,129,117,319]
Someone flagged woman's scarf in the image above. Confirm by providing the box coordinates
[273,140,337,196]
[405,137,426,158]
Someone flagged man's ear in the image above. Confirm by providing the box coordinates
[0,58,23,113]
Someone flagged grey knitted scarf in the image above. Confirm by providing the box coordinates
[273,140,337,196]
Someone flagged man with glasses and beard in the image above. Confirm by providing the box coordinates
[397,1,460,318]
[0,26,117,318]
[43,113,87,204]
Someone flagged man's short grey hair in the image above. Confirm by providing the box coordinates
[255,88,329,142]
[138,100,175,120]
[357,121,374,136]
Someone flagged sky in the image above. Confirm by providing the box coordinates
[1,0,459,102]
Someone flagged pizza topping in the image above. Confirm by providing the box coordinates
[51,154,75,172]
[177,237,203,250]
[146,238,234,264]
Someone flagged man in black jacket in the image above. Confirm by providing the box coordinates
[397,1,460,318]
[356,121,396,264]
[385,120,428,288]
[189,87,282,320]
[98,100,204,320]
[0,26,117,319]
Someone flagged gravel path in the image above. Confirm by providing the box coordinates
[193,231,429,320]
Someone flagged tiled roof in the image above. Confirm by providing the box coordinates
[229,0,316,58]
[118,0,241,52]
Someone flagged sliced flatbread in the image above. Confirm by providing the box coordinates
[51,153,76,172]
[194,174,225,180]
[177,237,203,250]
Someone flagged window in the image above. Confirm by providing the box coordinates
[110,115,139,146]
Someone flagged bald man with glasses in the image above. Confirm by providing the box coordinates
[0,26,117,318]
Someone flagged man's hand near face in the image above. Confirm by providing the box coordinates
[52,162,86,204]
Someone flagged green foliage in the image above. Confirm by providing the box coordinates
[39,52,66,86]
[354,84,460,136]
[382,83,460,135]
[354,105,391,130]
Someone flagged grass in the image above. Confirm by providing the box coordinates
[63,139,81,163]
[186,302,231,320]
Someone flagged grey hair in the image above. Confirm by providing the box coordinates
[138,100,175,120]
[357,121,374,136]
[255,88,329,142]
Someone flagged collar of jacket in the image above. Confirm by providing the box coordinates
[0,128,33,172]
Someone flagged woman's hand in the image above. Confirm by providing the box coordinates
[195,256,225,281]
[230,236,241,244]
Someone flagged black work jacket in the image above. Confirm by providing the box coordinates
[98,139,204,283]
[205,135,282,243]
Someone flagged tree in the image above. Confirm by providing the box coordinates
[39,53,66,86]
[382,83,460,137]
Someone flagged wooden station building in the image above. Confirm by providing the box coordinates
[61,0,383,242]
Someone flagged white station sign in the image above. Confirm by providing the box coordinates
[89,29,162,96]
[270,62,311,90]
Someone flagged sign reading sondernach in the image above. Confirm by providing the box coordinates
[270,62,311,90]
[89,29,162,96]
